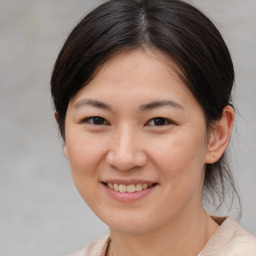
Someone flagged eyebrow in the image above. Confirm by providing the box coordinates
[73,98,184,111]
[73,99,113,111]
[139,100,184,111]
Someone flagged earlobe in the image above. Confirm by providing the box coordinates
[63,143,69,159]
[205,105,235,164]
[54,111,59,123]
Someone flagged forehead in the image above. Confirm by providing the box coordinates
[71,48,193,104]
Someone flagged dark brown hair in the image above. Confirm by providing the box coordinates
[51,0,240,210]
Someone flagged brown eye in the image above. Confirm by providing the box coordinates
[84,116,108,125]
[147,117,173,126]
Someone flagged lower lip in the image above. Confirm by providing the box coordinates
[102,183,157,202]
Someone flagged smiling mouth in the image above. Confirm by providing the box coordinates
[102,182,156,193]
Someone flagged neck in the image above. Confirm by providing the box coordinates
[108,210,219,256]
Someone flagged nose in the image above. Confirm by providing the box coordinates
[106,126,147,171]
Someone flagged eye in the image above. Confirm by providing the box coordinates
[147,117,174,126]
[83,116,109,125]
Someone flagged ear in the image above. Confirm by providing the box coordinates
[63,143,69,159]
[54,111,59,123]
[55,112,69,159]
[205,105,235,164]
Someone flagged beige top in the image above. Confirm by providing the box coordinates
[66,217,256,256]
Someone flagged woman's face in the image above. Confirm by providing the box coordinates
[64,49,212,234]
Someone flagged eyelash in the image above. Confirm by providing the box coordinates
[82,116,109,125]
[82,116,175,127]
[146,117,175,126]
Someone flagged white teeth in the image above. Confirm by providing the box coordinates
[113,183,119,192]
[118,184,127,193]
[127,184,136,193]
[135,184,142,192]
[107,183,113,189]
[106,183,153,193]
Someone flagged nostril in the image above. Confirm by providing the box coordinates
[106,149,147,171]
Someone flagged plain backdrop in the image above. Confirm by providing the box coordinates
[0,0,255,255]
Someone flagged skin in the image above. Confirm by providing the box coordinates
[62,48,234,256]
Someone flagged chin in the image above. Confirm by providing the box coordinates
[98,210,161,235]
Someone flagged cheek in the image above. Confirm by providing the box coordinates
[150,135,207,213]
[149,133,207,181]
[64,136,104,207]
[65,133,108,193]
[66,132,105,168]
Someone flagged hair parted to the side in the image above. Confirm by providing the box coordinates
[51,0,241,211]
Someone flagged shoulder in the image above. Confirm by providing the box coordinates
[199,216,256,256]
[65,234,111,256]
[225,217,256,255]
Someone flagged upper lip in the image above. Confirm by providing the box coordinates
[101,179,158,185]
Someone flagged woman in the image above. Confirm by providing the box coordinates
[51,0,256,255]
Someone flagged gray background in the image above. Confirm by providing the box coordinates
[0,0,255,255]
